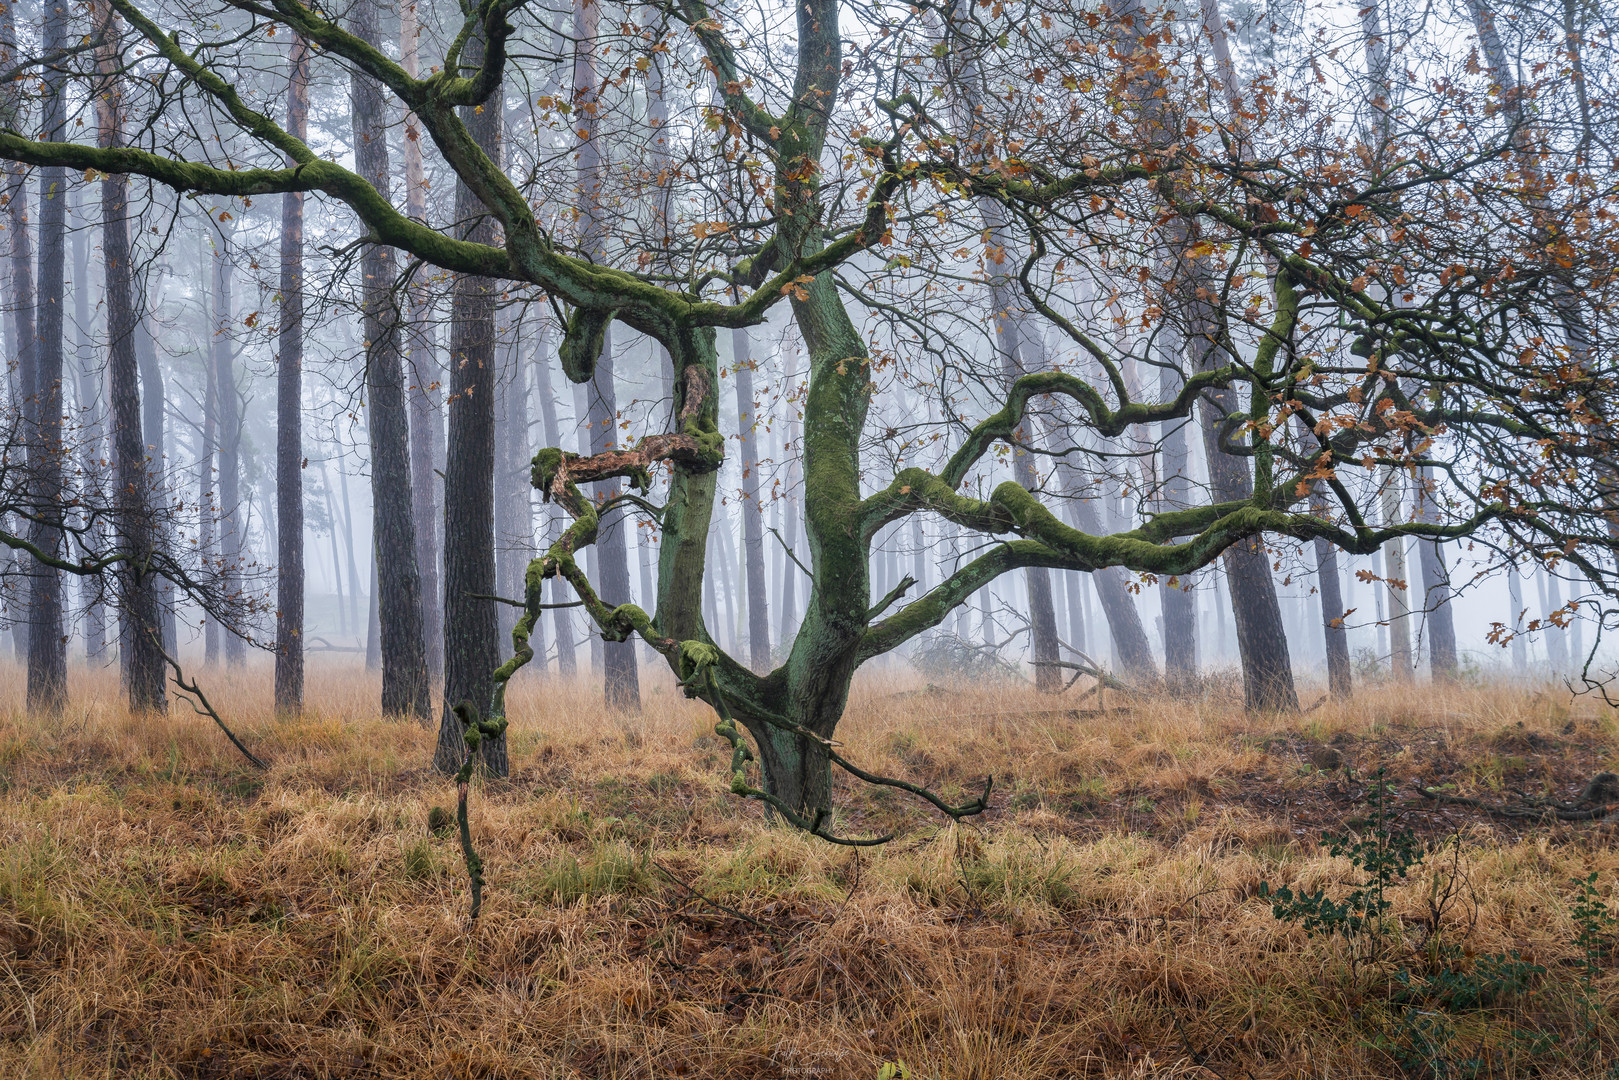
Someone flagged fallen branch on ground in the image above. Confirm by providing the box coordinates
[1416,773,1619,822]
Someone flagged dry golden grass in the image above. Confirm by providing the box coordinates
[1,659,1617,1078]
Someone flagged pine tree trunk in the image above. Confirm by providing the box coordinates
[570,0,638,712]
[274,35,308,714]
[211,246,246,666]
[401,0,444,683]
[533,326,574,674]
[95,1,164,712]
[1380,474,1414,682]
[1507,563,1527,671]
[22,0,68,711]
[494,329,532,655]
[199,231,220,665]
[435,17,504,773]
[1412,466,1458,680]
[350,0,430,719]
[588,324,642,711]
[70,187,105,661]
[1314,534,1353,699]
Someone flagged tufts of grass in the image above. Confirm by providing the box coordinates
[0,663,1614,1078]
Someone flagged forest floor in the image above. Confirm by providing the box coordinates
[1,662,1617,1079]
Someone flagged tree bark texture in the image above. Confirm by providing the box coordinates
[1156,332,1197,694]
[209,242,245,666]
[733,327,770,671]
[96,3,164,711]
[573,0,639,713]
[401,0,444,683]
[70,187,106,660]
[275,35,308,714]
[435,19,504,773]
[351,0,431,719]
[1412,465,1458,680]
[26,0,68,712]
[533,327,574,674]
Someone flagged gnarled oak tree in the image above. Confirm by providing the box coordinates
[2,0,1613,835]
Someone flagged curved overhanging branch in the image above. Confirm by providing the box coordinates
[853,464,1529,659]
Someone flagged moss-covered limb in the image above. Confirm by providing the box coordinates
[858,540,1057,661]
[783,269,873,737]
[0,523,125,575]
[531,434,721,505]
[115,0,316,167]
[652,330,723,632]
[881,367,1235,506]
[1246,271,1301,503]
[447,700,506,920]
[0,132,512,279]
[856,476,1520,661]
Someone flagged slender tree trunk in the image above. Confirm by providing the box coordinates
[96,2,164,711]
[1064,573,1087,656]
[435,19,505,773]
[533,323,574,675]
[494,326,531,653]
[1543,569,1569,673]
[209,244,246,666]
[137,327,178,657]
[1314,533,1352,699]
[1197,386,1299,710]
[71,186,105,661]
[25,0,68,712]
[0,12,29,671]
[1156,333,1197,694]
[319,453,347,638]
[1380,474,1413,682]
[275,36,308,713]
[401,0,444,682]
[1051,419,1158,682]
[570,0,638,712]
[199,231,220,665]
[984,203,1061,691]
[1412,466,1457,680]
[350,0,430,718]
[337,454,361,636]
[588,325,642,710]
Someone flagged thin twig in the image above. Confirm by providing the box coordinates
[467,592,584,610]
[653,860,782,946]
[146,630,268,770]
[769,526,814,581]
